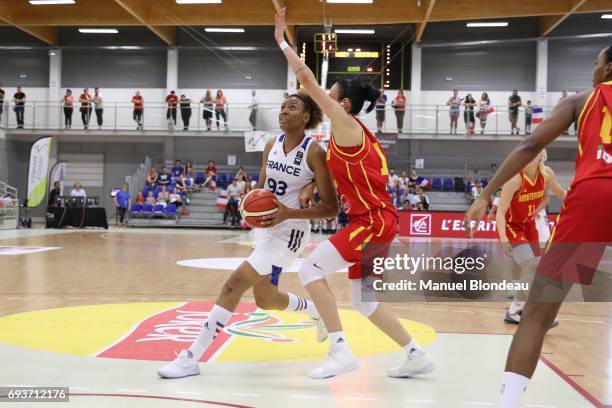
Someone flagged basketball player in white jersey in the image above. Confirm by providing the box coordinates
[158,91,340,379]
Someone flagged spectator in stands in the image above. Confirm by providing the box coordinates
[157,185,170,207]
[13,86,26,129]
[392,89,407,133]
[490,163,498,175]
[246,174,256,192]
[114,183,130,226]
[184,161,195,187]
[158,165,170,186]
[145,167,158,187]
[409,169,418,190]
[477,92,492,134]
[525,100,533,135]
[235,166,246,181]
[48,181,61,207]
[171,160,184,178]
[225,179,242,226]
[200,90,213,131]
[470,164,481,182]
[214,89,228,131]
[236,174,247,195]
[93,87,103,129]
[79,88,92,129]
[375,90,387,133]
[70,181,86,197]
[463,93,476,135]
[204,160,217,190]
[132,91,144,130]
[508,89,522,135]
[399,170,409,191]
[283,92,289,100]
[471,180,483,202]
[415,187,430,211]
[249,89,259,130]
[176,174,190,204]
[179,94,192,131]
[0,81,4,122]
[145,191,156,206]
[387,168,399,190]
[447,89,461,134]
[135,191,145,205]
[169,187,183,208]
[62,89,74,129]
[166,90,178,129]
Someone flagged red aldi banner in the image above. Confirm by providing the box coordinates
[398,211,557,239]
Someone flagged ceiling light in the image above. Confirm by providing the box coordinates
[79,28,118,34]
[205,28,245,33]
[601,14,612,19]
[327,0,373,3]
[466,22,509,28]
[176,0,222,3]
[335,29,375,34]
[29,0,75,4]
[218,46,256,51]
[356,48,361,51]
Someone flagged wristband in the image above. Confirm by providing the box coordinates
[279,41,290,50]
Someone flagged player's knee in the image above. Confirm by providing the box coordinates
[298,260,327,286]
[522,302,558,327]
[221,275,246,299]
[351,297,378,317]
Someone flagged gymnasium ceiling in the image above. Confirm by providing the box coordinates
[0,0,610,46]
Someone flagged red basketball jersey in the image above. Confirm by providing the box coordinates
[326,116,397,219]
[572,81,612,188]
[505,169,545,224]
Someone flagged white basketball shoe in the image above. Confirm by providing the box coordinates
[387,349,436,378]
[309,342,359,379]
[157,350,201,379]
[311,316,328,343]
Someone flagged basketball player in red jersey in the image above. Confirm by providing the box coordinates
[465,46,612,407]
[272,7,435,379]
[495,150,566,324]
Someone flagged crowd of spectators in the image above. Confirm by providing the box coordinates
[386,168,430,211]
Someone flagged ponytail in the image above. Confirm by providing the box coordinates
[335,79,381,115]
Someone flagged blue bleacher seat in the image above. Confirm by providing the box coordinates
[130,203,142,216]
[142,204,153,215]
[443,178,454,191]
[416,176,424,184]
[153,204,165,216]
[218,174,228,184]
[166,204,177,218]
[194,172,205,185]
[481,178,488,187]
[252,174,259,182]
[432,178,442,190]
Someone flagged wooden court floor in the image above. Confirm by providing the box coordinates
[0,228,610,407]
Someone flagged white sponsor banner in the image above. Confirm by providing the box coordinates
[27,137,53,208]
[244,131,275,152]
[0,246,60,256]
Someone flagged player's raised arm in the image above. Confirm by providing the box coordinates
[274,7,362,147]
[465,92,589,226]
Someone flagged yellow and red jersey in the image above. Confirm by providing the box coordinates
[505,169,545,225]
[572,81,612,187]
[326,116,397,220]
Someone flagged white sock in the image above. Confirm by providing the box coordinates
[509,301,525,315]
[328,331,347,347]
[188,304,232,361]
[285,292,319,318]
[403,339,423,355]
[496,372,530,408]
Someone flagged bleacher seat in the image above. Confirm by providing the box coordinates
[130,203,143,216]
[432,178,442,190]
[454,177,465,192]
[166,204,177,218]
[252,174,259,182]
[443,178,454,191]
[481,178,488,187]
[195,172,205,185]
[153,204,165,216]
[142,204,153,216]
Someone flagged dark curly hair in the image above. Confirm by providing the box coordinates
[289,89,324,130]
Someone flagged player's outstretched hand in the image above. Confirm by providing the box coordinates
[463,196,488,237]
[259,200,290,228]
[274,7,286,44]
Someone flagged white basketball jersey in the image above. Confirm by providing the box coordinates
[265,134,315,210]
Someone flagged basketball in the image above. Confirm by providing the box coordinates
[239,189,278,228]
